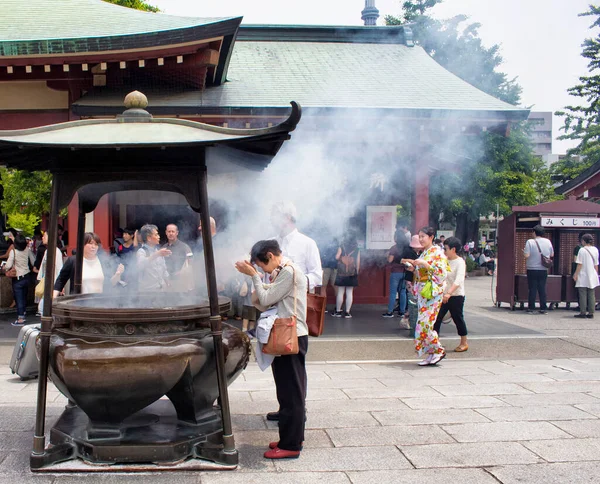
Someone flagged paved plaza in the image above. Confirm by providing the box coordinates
[0,277,599,483]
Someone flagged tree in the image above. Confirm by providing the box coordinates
[102,0,159,12]
[554,5,600,182]
[385,1,552,243]
[429,123,538,243]
[0,168,53,233]
[385,0,521,105]
[0,168,53,216]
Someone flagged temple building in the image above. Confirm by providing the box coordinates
[0,0,528,303]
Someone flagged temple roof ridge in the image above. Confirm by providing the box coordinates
[0,0,240,42]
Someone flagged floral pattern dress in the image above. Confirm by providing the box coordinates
[413,245,450,357]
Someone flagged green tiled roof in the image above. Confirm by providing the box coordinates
[208,40,525,114]
[75,37,528,119]
[0,0,241,56]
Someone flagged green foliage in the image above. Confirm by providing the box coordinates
[532,157,563,204]
[429,123,538,224]
[102,0,159,12]
[385,0,521,104]
[555,5,600,182]
[465,255,478,273]
[0,168,52,216]
[6,213,41,237]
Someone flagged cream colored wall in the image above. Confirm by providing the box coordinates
[0,81,68,110]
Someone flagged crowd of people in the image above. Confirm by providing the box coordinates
[1,222,198,326]
[4,201,598,462]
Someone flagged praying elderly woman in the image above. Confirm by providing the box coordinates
[234,239,307,460]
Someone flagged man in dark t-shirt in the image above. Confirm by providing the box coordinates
[163,224,193,281]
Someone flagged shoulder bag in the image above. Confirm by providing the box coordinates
[306,276,326,337]
[262,264,299,356]
[534,239,553,269]
[583,246,599,274]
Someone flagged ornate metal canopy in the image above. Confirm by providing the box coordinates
[0,92,301,210]
[2,92,302,470]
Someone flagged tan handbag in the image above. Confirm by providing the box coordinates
[306,277,326,337]
[35,278,45,298]
[262,264,299,356]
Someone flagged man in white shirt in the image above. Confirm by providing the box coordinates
[267,201,322,423]
[523,225,554,314]
[573,233,600,319]
[271,201,322,290]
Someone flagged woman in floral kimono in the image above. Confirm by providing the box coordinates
[403,226,449,366]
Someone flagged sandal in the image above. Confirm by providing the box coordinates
[454,344,469,352]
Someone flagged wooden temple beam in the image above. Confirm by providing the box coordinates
[0,40,215,67]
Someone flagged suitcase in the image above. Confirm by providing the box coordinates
[9,323,40,380]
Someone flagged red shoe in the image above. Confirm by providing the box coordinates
[264,447,300,459]
[269,441,304,450]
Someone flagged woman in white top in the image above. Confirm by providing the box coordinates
[5,233,35,326]
[434,236,469,352]
[36,231,64,315]
[54,232,124,297]
[573,233,600,319]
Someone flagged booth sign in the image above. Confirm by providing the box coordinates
[541,216,600,228]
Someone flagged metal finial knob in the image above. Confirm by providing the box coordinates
[124,91,148,109]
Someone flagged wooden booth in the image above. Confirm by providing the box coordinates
[496,199,600,310]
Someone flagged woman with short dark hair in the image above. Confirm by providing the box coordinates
[235,239,308,460]
[434,237,469,352]
[54,232,123,297]
[5,233,35,326]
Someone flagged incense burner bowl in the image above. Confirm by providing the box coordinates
[48,293,250,439]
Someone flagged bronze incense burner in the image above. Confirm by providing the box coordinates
[42,293,250,463]
[0,93,301,470]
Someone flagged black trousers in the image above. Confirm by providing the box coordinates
[272,335,308,451]
[433,295,468,337]
[527,269,548,310]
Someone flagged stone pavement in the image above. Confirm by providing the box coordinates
[0,276,600,482]
[2,358,600,483]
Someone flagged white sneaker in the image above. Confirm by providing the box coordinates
[430,352,446,365]
[418,354,434,366]
[398,318,410,330]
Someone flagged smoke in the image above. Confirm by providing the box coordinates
[92,106,491,306]
[202,108,484,283]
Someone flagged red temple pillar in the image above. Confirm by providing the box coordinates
[413,165,430,230]
[94,194,111,251]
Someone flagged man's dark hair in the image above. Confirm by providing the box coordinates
[140,224,158,243]
[444,236,462,253]
[250,239,282,264]
[582,233,594,245]
[579,231,587,242]
[13,234,27,251]
[123,227,136,236]
[533,225,545,237]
